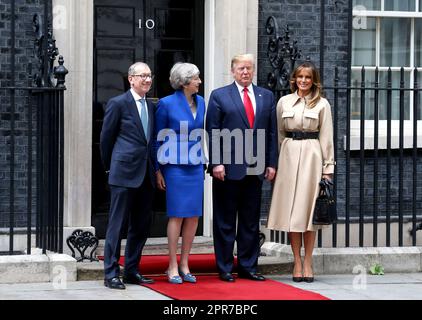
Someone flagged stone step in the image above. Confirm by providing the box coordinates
[76,255,293,281]
[95,236,215,256]
[262,242,422,274]
[78,236,294,281]
[73,242,422,281]
[77,261,105,281]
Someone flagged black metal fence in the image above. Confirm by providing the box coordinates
[1,0,67,255]
[270,66,422,247]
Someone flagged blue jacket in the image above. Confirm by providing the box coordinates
[154,90,206,169]
[205,82,277,180]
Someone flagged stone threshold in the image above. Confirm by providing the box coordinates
[262,242,422,275]
[0,249,77,284]
[76,255,293,281]
[95,236,215,256]
[3,243,421,284]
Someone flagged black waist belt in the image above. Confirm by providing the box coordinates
[286,131,319,140]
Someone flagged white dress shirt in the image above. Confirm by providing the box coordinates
[234,81,256,115]
[130,88,149,124]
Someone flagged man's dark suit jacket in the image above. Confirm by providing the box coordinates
[206,82,277,178]
[100,90,155,188]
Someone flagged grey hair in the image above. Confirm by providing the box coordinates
[128,62,150,76]
[169,62,200,90]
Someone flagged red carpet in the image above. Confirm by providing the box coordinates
[144,275,329,300]
[136,253,233,275]
[98,254,328,300]
[98,254,236,275]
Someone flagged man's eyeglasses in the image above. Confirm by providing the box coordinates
[132,74,154,80]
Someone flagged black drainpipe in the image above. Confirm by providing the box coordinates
[320,0,325,84]
[347,0,353,87]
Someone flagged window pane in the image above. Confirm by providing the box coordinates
[352,18,376,66]
[351,69,410,120]
[351,69,377,120]
[419,89,422,120]
[416,19,422,67]
[378,71,410,120]
[384,0,415,11]
[380,18,410,67]
[417,70,422,120]
[352,0,381,10]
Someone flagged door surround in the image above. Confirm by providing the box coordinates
[53,0,259,238]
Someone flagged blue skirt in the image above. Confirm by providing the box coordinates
[162,164,204,217]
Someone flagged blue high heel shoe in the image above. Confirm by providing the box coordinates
[165,271,183,284]
[178,269,197,283]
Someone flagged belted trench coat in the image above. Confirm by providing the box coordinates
[267,91,335,232]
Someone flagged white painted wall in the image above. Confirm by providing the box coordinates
[202,0,259,236]
[52,0,93,228]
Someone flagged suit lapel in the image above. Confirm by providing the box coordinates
[126,91,147,142]
[176,90,200,124]
[146,98,154,142]
[175,90,192,121]
[252,85,262,129]
[229,82,251,128]
[195,94,204,126]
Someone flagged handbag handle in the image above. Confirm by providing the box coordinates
[319,178,334,198]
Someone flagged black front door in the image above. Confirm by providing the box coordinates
[92,0,205,238]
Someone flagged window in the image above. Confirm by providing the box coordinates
[384,0,415,11]
[351,0,422,149]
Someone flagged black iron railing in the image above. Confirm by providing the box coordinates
[1,0,67,255]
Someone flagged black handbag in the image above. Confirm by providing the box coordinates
[312,178,337,225]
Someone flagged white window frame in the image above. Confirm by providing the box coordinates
[350,1,422,150]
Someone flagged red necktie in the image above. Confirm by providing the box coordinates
[243,87,255,128]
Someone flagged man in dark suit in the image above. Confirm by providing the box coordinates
[100,62,156,289]
[206,54,277,282]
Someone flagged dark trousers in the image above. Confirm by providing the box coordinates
[212,176,263,274]
[104,178,154,279]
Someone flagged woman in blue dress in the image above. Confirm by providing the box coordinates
[154,62,206,284]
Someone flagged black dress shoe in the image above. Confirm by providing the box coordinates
[238,271,266,281]
[303,276,314,283]
[292,276,303,282]
[104,277,126,290]
[219,272,235,282]
[123,273,155,285]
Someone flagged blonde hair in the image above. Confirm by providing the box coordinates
[290,62,323,108]
[231,53,255,69]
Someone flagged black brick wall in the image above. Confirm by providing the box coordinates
[258,0,422,221]
[258,0,350,89]
[0,0,50,228]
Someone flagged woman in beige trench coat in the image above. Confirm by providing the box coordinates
[267,62,335,283]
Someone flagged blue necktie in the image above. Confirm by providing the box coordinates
[139,98,148,136]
